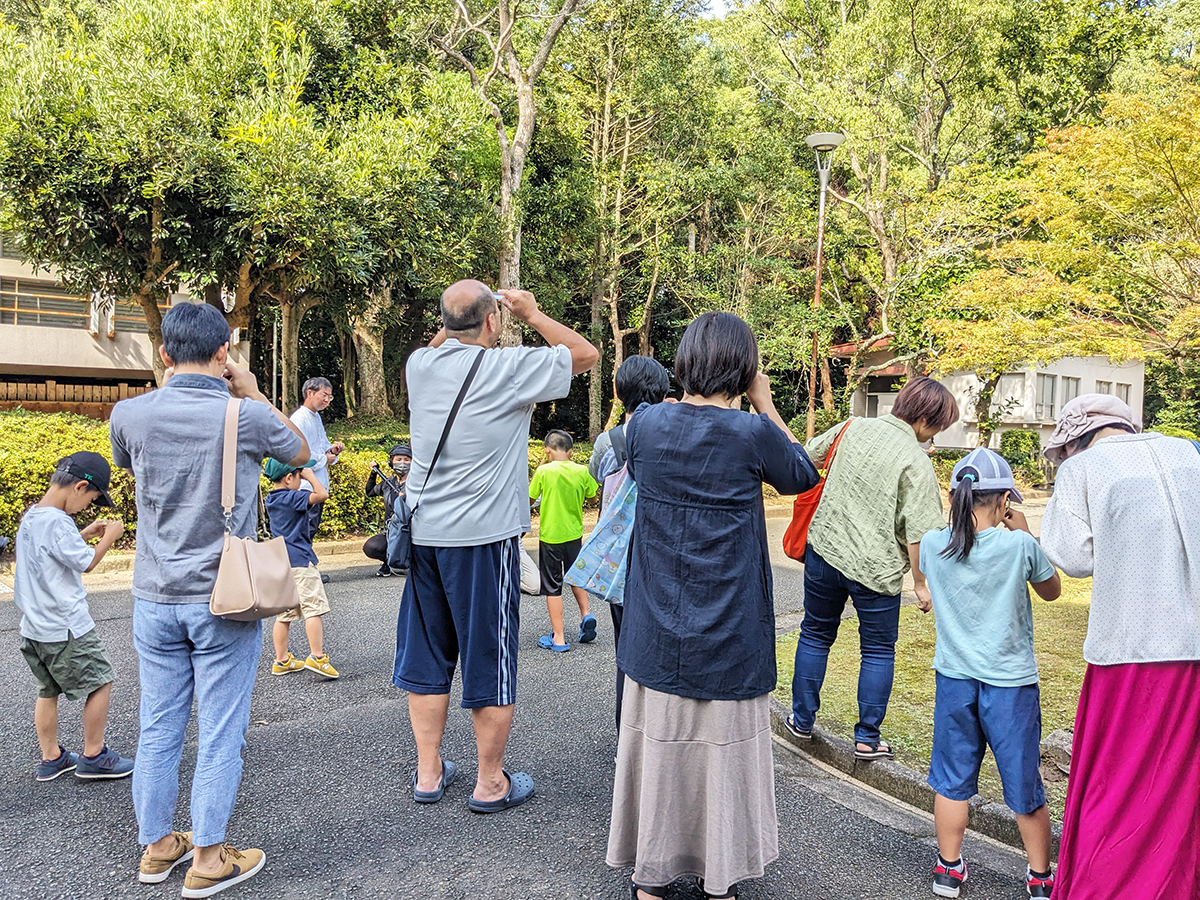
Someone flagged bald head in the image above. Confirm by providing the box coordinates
[441,280,497,336]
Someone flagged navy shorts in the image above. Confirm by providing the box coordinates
[393,537,520,709]
[928,672,1046,814]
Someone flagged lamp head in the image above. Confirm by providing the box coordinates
[805,132,845,152]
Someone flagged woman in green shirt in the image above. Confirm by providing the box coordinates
[787,376,958,759]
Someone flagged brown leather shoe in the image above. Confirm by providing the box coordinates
[181,844,266,898]
[138,831,194,884]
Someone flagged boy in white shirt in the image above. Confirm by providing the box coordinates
[15,452,133,782]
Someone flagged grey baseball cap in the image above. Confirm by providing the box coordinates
[950,447,1023,503]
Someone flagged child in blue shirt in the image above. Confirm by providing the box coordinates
[263,458,339,680]
[917,448,1061,900]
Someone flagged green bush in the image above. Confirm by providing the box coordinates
[930,448,968,487]
[788,407,846,441]
[1151,425,1199,440]
[0,410,136,545]
[999,429,1043,485]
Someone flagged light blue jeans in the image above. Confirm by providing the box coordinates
[131,599,261,847]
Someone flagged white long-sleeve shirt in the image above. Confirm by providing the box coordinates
[1040,432,1200,665]
[289,404,333,489]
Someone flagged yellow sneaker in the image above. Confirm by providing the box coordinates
[181,844,265,898]
[138,831,194,883]
[304,654,340,679]
[271,653,306,676]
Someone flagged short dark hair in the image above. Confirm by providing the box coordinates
[544,429,574,453]
[673,311,759,399]
[49,469,86,489]
[303,377,332,396]
[892,376,959,431]
[160,302,230,365]
[442,285,496,335]
[616,356,670,411]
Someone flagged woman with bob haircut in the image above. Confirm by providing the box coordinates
[606,311,819,900]
[787,375,958,760]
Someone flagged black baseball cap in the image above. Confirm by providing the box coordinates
[390,444,412,458]
[55,452,114,507]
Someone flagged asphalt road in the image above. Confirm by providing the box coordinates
[0,535,1035,900]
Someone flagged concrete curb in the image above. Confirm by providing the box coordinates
[769,696,1061,855]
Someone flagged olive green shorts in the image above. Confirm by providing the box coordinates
[20,631,115,701]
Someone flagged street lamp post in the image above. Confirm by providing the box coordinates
[804,131,844,441]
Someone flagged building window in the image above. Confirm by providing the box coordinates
[1035,373,1056,419]
[0,278,90,329]
[1116,383,1131,405]
[1095,380,1112,394]
[1061,376,1081,404]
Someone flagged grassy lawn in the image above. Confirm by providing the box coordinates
[774,577,1092,817]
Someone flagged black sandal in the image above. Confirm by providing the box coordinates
[854,740,894,760]
[630,881,667,899]
[697,877,739,898]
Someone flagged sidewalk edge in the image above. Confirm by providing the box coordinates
[769,696,1061,855]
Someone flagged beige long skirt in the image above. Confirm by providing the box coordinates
[606,678,779,895]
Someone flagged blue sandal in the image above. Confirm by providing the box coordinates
[467,770,535,814]
[538,635,570,652]
[412,759,457,803]
[578,614,598,643]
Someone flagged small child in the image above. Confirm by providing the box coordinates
[917,448,1061,899]
[529,430,599,652]
[263,458,339,679]
[15,452,133,781]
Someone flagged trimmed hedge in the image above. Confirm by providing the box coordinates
[1152,425,1199,440]
[0,409,136,544]
[1,409,595,544]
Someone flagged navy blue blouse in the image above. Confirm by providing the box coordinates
[615,402,820,701]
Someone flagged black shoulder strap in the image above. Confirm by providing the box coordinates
[609,424,628,467]
[412,347,486,512]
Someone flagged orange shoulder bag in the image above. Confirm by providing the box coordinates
[781,419,853,561]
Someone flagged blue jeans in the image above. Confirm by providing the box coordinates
[790,546,900,744]
[131,600,262,847]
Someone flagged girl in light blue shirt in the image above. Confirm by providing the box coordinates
[917,448,1060,900]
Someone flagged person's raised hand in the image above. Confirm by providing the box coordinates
[498,289,538,324]
[1003,506,1030,534]
[80,520,107,541]
[745,373,774,413]
[331,441,344,455]
[223,363,262,401]
[915,582,933,613]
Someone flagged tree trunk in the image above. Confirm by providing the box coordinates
[350,282,394,418]
[588,246,605,439]
[279,289,319,413]
[341,331,358,415]
[975,375,1000,448]
[821,355,835,411]
[136,284,167,386]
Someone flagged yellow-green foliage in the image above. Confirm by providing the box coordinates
[0,410,136,543]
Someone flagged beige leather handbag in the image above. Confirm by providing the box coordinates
[209,398,301,622]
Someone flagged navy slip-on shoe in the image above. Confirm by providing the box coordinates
[467,770,535,814]
[412,760,457,803]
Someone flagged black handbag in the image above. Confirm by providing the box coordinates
[386,348,485,571]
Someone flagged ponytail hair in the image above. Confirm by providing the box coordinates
[940,467,1006,562]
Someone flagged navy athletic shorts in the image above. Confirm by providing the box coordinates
[393,536,521,709]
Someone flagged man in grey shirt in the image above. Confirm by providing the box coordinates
[290,377,343,577]
[394,281,597,813]
[109,302,308,895]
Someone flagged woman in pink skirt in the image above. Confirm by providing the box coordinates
[1040,394,1200,900]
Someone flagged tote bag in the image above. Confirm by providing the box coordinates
[782,419,853,561]
[564,465,637,606]
[209,398,302,622]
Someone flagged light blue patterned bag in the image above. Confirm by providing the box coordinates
[564,465,637,606]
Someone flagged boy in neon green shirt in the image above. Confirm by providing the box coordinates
[530,430,599,652]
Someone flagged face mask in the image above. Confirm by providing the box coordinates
[392,461,411,476]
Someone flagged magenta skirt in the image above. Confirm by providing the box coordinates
[1055,661,1200,900]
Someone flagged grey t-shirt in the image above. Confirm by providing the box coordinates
[109,374,302,603]
[406,339,573,547]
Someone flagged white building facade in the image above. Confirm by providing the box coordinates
[837,341,1145,452]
